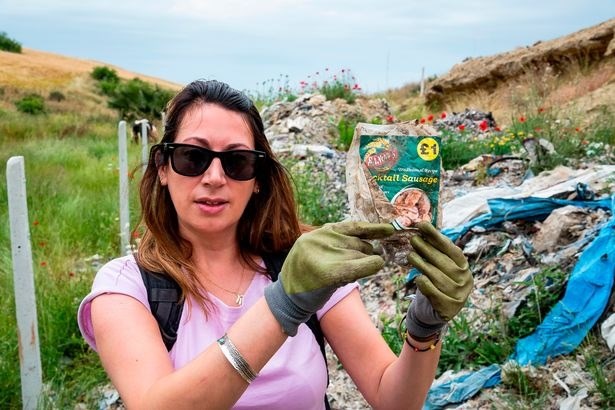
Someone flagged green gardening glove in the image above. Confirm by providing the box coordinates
[265,221,394,336]
[405,221,473,339]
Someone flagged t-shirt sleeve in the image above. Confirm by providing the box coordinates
[77,256,150,351]
[315,282,360,321]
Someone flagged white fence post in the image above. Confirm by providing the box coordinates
[118,121,130,255]
[420,66,425,96]
[161,111,166,138]
[141,121,149,173]
[6,156,42,410]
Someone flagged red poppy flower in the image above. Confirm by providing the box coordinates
[386,115,395,123]
[40,261,47,267]
[575,127,581,132]
[33,220,39,226]
[495,126,501,132]
[458,124,465,131]
[427,114,434,122]
[420,118,426,124]
[479,120,488,131]
[519,116,526,123]
[441,112,447,119]
[538,107,545,113]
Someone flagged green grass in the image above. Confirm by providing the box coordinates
[0,113,142,408]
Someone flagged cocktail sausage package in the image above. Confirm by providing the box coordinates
[346,122,443,265]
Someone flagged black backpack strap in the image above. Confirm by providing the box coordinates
[262,251,331,410]
[138,266,184,351]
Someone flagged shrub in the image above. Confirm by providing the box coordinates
[0,32,21,53]
[91,66,119,83]
[15,94,46,115]
[48,91,66,102]
[106,78,173,121]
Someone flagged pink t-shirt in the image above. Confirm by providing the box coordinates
[78,255,358,410]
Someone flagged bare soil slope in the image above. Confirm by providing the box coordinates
[406,18,615,124]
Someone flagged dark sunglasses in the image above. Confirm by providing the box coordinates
[154,143,266,181]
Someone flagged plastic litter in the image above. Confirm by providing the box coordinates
[600,314,615,351]
[419,195,614,409]
[510,201,614,365]
[423,364,501,410]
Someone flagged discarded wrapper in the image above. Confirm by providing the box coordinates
[346,121,443,265]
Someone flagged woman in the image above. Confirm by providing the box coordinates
[78,79,472,409]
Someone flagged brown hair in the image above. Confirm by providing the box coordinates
[135,79,302,311]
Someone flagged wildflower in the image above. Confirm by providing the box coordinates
[538,107,545,113]
[495,126,501,132]
[69,272,75,278]
[386,115,395,123]
[441,112,447,119]
[479,120,488,132]
[458,124,465,131]
[575,127,581,132]
[41,261,47,267]
[33,220,39,226]
[534,127,542,132]
[39,241,46,248]
[420,118,426,124]
[427,114,434,122]
[519,116,526,123]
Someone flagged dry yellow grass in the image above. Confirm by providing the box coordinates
[0,48,182,92]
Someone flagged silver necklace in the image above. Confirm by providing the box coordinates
[203,267,246,306]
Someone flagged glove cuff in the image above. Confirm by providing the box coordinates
[406,304,446,340]
[264,280,311,337]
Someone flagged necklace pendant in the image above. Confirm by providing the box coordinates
[235,294,244,306]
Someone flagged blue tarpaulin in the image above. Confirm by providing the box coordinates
[421,195,615,409]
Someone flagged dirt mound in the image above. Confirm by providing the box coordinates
[425,18,615,111]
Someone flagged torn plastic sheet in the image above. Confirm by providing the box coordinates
[601,313,615,351]
[443,165,615,228]
[443,196,612,243]
[423,364,502,410]
[420,195,614,408]
[510,200,615,365]
[407,196,611,282]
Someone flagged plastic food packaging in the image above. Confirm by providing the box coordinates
[346,122,443,265]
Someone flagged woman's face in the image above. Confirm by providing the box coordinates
[158,103,259,243]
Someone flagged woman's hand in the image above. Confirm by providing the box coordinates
[406,221,473,339]
[265,221,394,336]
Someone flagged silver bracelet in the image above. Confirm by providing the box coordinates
[217,333,259,384]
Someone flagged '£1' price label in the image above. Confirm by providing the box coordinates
[417,137,440,161]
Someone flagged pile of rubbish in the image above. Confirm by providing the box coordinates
[260,95,615,409]
[424,164,615,408]
[432,108,498,133]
